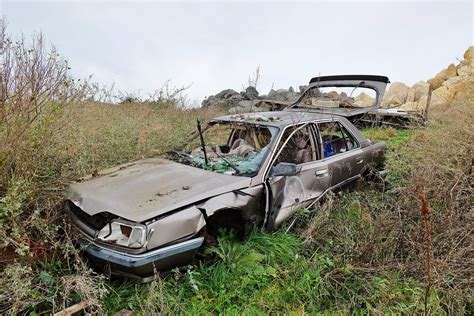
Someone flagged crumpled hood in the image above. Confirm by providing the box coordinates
[68,157,251,222]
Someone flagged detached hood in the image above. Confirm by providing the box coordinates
[68,158,251,222]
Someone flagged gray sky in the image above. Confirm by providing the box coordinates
[2,1,473,105]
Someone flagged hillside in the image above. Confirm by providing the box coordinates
[0,30,472,315]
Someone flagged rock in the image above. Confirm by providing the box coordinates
[463,46,474,61]
[267,89,290,101]
[427,63,458,90]
[238,100,260,109]
[430,86,451,107]
[354,92,375,107]
[381,82,409,107]
[442,76,464,90]
[328,91,340,99]
[228,106,245,114]
[406,81,430,103]
[243,86,259,100]
[398,101,426,112]
[201,89,241,107]
[457,63,473,77]
[228,100,261,114]
[228,93,244,102]
[215,89,239,99]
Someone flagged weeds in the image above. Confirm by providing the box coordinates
[0,18,472,315]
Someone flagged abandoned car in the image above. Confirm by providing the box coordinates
[271,75,429,127]
[66,86,386,280]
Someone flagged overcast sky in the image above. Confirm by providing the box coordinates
[1,1,473,105]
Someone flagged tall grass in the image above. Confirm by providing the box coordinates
[1,20,472,314]
[0,101,222,313]
[1,90,472,314]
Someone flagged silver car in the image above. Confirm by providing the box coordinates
[66,77,386,280]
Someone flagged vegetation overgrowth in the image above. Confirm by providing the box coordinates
[0,21,472,314]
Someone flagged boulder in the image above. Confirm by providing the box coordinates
[328,91,340,99]
[202,89,241,107]
[457,62,473,78]
[354,92,375,107]
[430,86,451,107]
[228,93,244,102]
[228,100,261,114]
[442,76,464,90]
[238,100,260,109]
[406,81,430,103]
[381,82,409,107]
[267,89,293,101]
[463,46,474,61]
[243,86,259,100]
[398,101,426,112]
[427,63,458,90]
[215,89,239,99]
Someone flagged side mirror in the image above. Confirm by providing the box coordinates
[270,162,298,177]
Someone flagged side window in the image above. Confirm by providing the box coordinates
[318,121,359,158]
[274,125,317,165]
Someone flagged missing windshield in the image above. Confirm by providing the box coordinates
[167,122,279,176]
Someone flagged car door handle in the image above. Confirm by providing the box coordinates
[315,170,329,177]
[356,157,364,164]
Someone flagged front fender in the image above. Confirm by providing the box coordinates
[197,185,264,224]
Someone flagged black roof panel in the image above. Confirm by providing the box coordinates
[309,75,390,84]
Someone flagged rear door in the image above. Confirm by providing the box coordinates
[264,123,331,231]
[316,120,365,187]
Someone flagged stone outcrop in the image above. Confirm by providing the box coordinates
[202,85,304,113]
[354,92,375,107]
[382,45,472,111]
[381,82,409,107]
[265,88,300,102]
[427,64,458,90]
[202,46,472,113]
[428,46,473,108]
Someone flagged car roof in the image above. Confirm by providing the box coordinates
[212,109,344,127]
[309,74,390,84]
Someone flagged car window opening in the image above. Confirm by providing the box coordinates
[318,121,359,158]
[167,122,279,176]
[273,124,318,166]
[297,85,377,109]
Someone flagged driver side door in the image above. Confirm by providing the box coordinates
[265,123,331,231]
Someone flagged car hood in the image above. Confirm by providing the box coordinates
[67,157,251,222]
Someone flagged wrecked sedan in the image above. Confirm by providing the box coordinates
[66,110,385,280]
[287,75,429,128]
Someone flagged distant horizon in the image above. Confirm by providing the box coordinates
[2,1,473,105]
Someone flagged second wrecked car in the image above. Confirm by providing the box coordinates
[66,98,386,280]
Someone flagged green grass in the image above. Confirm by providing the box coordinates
[102,230,435,315]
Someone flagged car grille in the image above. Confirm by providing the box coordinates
[66,200,114,232]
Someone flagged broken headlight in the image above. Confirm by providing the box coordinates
[97,219,148,249]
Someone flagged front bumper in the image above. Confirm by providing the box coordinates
[78,237,204,280]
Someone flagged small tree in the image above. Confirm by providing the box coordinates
[0,19,84,186]
[247,65,261,89]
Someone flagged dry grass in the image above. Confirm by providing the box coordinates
[0,100,222,313]
[301,82,474,313]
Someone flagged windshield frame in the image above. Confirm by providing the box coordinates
[170,120,281,178]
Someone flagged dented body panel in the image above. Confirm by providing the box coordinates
[68,157,251,222]
[67,108,386,280]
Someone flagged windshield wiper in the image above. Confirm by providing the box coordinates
[169,150,194,163]
[214,151,242,175]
